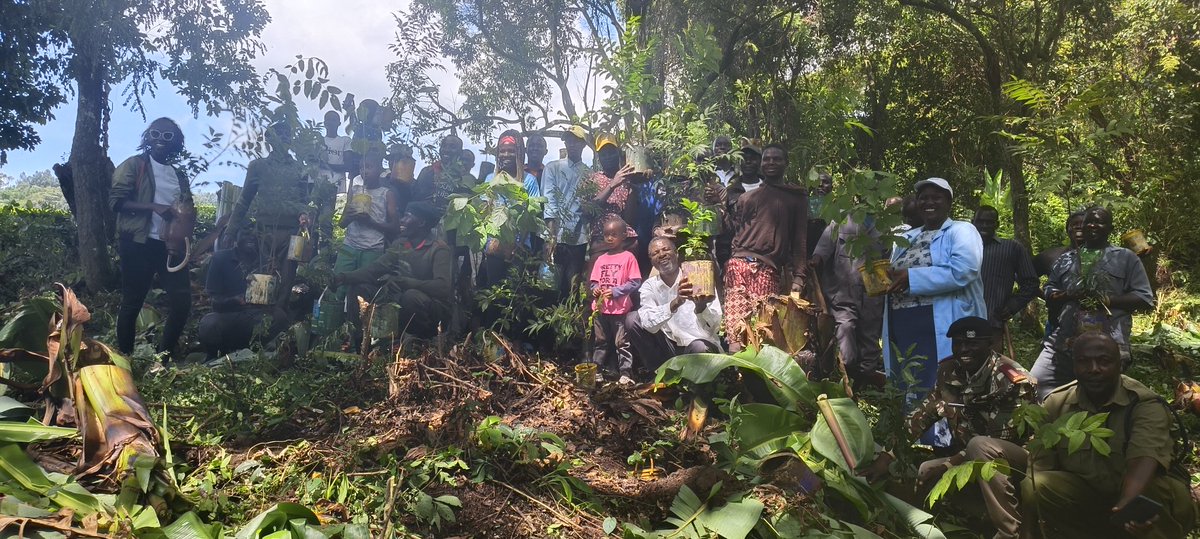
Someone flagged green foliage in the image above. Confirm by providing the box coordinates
[0,205,80,304]
[677,198,715,260]
[817,169,906,263]
[621,483,764,539]
[655,346,828,413]
[926,459,1013,507]
[527,282,590,351]
[444,178,546,253]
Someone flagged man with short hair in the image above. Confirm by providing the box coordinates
[627,237,722,371]
[334,201,452,337]
[863,317,1036,539]
[1031,206,1154,399]
[524,133,548,188]
[541,126,592,301]
[972,205,1039,329]
[714,141,762,273]
[711,135,735,187]
[723,143,809,351]
[199,230,288,358]
[414,134,471,211]
[317,111,352,248]
[1023,331,1195,539]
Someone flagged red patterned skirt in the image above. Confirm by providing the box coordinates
[723,257,781,345]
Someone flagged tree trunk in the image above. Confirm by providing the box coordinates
[68,44,117,292]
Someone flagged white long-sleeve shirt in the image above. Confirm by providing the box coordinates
[636,274,723,348]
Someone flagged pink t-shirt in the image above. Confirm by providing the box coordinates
[590,250,641,315]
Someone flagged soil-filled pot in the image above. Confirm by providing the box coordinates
[312,288,343,336]
[1120,229,1152,255]
[369,303,401,341]
[858,260,892,297]
[575,363,597,388]
[626,145,652,174]
[347,193,373,216]
[681,259,717,298]
[287,233,313,262]
[245,274,277,305]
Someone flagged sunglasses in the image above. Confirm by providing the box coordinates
[147,129,176,142]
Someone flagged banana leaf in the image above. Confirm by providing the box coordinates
[0,296,57,353]
[655,346,820,411]
[0,443,104,515]
[0,418,77,443]
[726,402,807,458]
[811,397,874,472]
[234,503,325,539]
[0,395,33,420]
[75,364,160,479]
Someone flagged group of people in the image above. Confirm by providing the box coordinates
[109,115,1190,538]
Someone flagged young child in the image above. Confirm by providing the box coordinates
[589,217,642,384]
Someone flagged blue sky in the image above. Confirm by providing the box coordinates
[0,0,582,191]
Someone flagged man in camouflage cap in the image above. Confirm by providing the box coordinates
[863,316,1037,539]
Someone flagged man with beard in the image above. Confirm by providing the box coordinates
[1031,206,1153,399]
[626,236,722,373]
[723,143,808,352]
[1023,332,1194,539]
[862,317,1036,539]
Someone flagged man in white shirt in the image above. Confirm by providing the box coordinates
[541,125,592,301]
[627,237,722,372]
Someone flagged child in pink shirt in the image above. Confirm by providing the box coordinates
[589,218,642,383]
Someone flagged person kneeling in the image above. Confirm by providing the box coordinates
[862,317,1036,539]
[1022,331,1195,539]
[198,231,289,358]
[627,236,722,375]
[333,202,452,338]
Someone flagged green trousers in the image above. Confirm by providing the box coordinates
[330,244,386,328]
[1021,470,1195,539]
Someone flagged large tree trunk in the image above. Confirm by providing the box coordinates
[68,44,117,292]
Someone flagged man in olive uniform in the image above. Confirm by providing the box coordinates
[1023,331,1195,539]
[863,317,1037,539]
[333,201,452,337]
[226,120,311,306]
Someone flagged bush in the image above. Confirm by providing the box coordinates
[0,204,80,304]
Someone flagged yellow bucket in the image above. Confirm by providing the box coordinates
[574,363,597,388]
[1120,229,1152,255]
[859,260,892,297]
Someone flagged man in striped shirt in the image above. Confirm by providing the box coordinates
[972,206,1039,331]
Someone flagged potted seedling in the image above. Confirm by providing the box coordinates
[817,169,906,296]
[678,198,718,297]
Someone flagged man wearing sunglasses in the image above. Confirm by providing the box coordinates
[109,117,194,363]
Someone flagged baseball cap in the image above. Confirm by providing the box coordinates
[565,125,587,141]
[594,133,618,151]
[913,177,953,197]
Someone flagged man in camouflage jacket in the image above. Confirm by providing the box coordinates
[864,316,1037,539]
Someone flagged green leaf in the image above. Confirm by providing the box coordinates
[0,396,32,420]
[603,516,618,534]
[0,444,103,515]
[811,398,874,472]
[884,492,946,539]
[0,296,56,353]
[1065,411,1086,431]
[1081,412,1108,429]
[1091,436,1111,457]
[0,418,76,443]
[152,511,222,539]
[728,403,807,457]
[656,346,818,410]
[233,503,321,539]
[1067,431,1086,454]
[702,495,764,539]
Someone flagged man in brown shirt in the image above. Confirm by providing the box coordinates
[1022,331,1194,539]
[723,143,808,351]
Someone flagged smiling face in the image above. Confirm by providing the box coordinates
[952,336,992,373]
[1082,207,1113,248]
[1067,214,1086,247]
[497,142,519,174]
[648,237,680,276]
[917,186,952,229]
[144,118,183,161]
[1073,332,1122,404]
[973,208,999,241]
[760,147,787,182]
[439,135,463,164]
